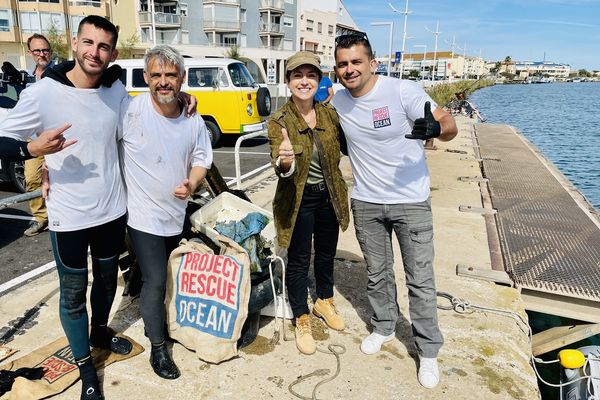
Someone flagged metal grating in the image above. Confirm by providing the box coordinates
[475,124,600,301]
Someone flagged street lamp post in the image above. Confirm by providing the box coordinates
[150,0,157,45]
[444,35,457,81]
[371,21,394,77]
[457,42,467,80]
[389,0,411,79]
[414,44,427,84]
[425,20,440,81]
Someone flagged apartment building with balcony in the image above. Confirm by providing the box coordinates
[111,0,187,51]
[298,0,358,74]
[399,51,487,80]
[514,61,571,80]
[173,0,298,85]
[0,0,108,70]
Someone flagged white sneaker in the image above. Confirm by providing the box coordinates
[360,332,395,355]
[418,357,440,389]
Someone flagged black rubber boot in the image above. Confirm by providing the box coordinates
[150,342,180,380]
[76,356,103,400]
[90,325,133,355]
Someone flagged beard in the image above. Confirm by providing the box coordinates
[153,87,178,105]
[75,52,107,77]
[37,58,50,69]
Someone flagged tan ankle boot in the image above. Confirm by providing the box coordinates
[295,314,316,355]
[313,297,345,331]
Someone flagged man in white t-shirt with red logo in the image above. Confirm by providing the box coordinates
[332,33,457,389]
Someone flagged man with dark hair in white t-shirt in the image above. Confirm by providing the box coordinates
[332,33,457,389]
[0,16,132,400]
[119,44,212,380]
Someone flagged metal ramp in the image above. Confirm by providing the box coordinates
[474,124,600,324]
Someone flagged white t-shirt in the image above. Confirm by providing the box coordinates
[331,76,437,204]
[119,94,213,236]
[0,78,128,231]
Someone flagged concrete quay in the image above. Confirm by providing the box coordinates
[0,116,540,399]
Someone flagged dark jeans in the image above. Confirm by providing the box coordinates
[286,183,340,318]
[50,215,126,360]
[127,226,181,344]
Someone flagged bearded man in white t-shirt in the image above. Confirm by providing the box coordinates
[119,45,212,380]
[331,33,458,389]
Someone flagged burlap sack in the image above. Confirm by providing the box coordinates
[165,237,251,364]
[0,335,143,400]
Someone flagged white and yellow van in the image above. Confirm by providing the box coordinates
[117,58,271,146]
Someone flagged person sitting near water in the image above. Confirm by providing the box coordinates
[456,90,486,121]
[267,51,349,355]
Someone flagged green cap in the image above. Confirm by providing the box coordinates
[285,51,322,77]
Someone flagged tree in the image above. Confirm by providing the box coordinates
[408,69,420,79]
[490,61,502,74]
[46,24,70,62]
[503,56,512,72]
[224,44,241,60]
[578,69,591,77]
[118,33,141,59]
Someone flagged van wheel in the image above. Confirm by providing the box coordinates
[204,120,221,147]
[9,161,26,193]
[256,87,271,117]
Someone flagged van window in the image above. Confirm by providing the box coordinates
[132,68,148,88]
[228,63,255,87]
[119,69,126,86]
[188,67,228,88]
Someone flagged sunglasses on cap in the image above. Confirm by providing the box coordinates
[335,32,369,45]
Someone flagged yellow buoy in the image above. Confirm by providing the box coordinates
[558,349,586,369]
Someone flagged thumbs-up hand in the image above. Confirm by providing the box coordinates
[278,128,294,169]
[174,178,192,199]
[405,101,441,140]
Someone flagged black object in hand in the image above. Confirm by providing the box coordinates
[405,101,441,140]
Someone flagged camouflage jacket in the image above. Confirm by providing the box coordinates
[267,99,349,248]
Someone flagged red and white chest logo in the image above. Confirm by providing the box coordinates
[372,106,391,128]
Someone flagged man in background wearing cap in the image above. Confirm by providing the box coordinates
[332,33,457,389]
[268,51,349,355]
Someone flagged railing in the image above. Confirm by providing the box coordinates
[69,0,102,6]
[203,0,240,4]
[259,0,284,11]
[138,11,181,26]
[0,190,41,211]
[234,130,268,190]
[202,19,240,31]
[258,22,282,34]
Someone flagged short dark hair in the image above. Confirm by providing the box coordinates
[27,33,50,51]
[334,32,373,60]
[77,15,118,48]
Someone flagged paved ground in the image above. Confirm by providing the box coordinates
[0,117,541,399]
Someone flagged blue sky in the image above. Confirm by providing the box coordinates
[341,0,600,71]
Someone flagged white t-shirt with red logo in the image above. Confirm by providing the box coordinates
[332,76,437,204]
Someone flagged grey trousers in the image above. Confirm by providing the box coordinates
[351,198,444,358]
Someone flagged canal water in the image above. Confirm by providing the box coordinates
[470,82,600,399]
[471,82,600,211]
